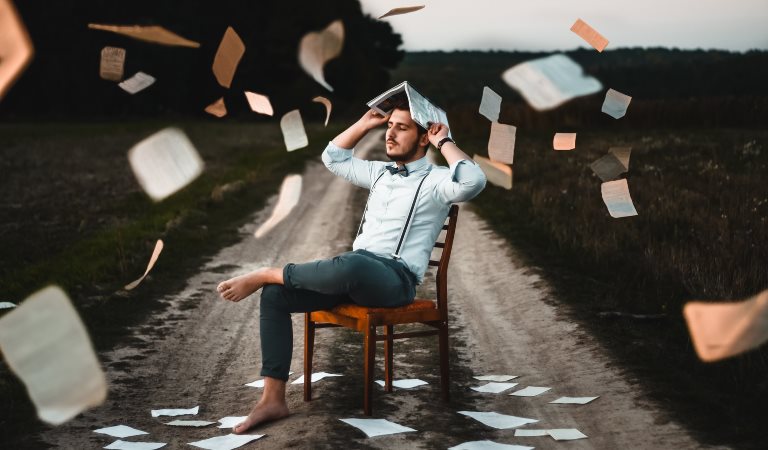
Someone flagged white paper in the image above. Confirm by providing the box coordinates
[212,27,245,89]
[245,372,293,388]
[124,239,163,290]
[514,429,549,437]
[473,375,518,382]
[291,372,342,385]
[128,127,204,202]
[470,382,518,393]
[298,20,344,91]
[590,153,627,182]
[150,405,199,417]
[104,441,166,450]
[509,386,551,397]
[449,441,533,450]
[164,420,215,427]
[205,97,227,118]
[458,411,538,429]
[0,301,16,309]
[94,425,148,438]
[254,174,302,238]
[473,154,512,190]
[600,179,638,218]
[374,378,428,389]
[280,110,309,152]
[487,122,515,164]
[87,24,200,48]
[570,18,609,52]
[549,396,599,404]
[188,434,264,450]
[378,5,425,19]
[0,0,34,101]
[118,72,155,94]
[367,81,452,138]
[217,416,248,428]
[244,91,274,116]
[548,428,588,440]
[602,88,632,119]
[610,147,631,170]
[0,286,107,425]
[553,133,576,151]
[340,418,416,437]
[479,86,502,122]
[100,46,125,81]
[313,96,332,126]
[501,54,602,111]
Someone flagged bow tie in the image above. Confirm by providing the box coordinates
[386,165,409,177]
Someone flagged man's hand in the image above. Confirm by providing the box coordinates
[356,109,390,132]
[332,109,390,149]
[427,122,450,148]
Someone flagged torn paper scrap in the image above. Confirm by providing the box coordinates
[479,86,502,122]
[470,382,518,394]
[609,147,631,170]
[683,290,768,362]
[340,418,416,438]
[458,411,538,430]
[104,441,167,450]
[291,372,342,385]
[205,98,227,118]
[570,18,609,52]
[600,179,638,218]
[298,20,344,91]
[128,127,204,202]
[118,72,155,94]
[94,425,148,438]
[280,110,309,151]
[217,416,248,429]
[590,153,627,182]
[473,375,518,382]
[313,96,332,126]
[514,429,549,437]
[548,428,588,440]
[0,302,16,309]
[378,5,425,19]
[100,47,126,81]
[124,239,163,290]
[212,27,245,88]
[0,286,107,425]
[549,396,599,404]
[449,441,533,450]
[602,88,632,119]
[0,0,34,101]
[164,420,214,427]
[509,386,551,397]
[501,54,602,111]
[244,379,265,388]
[488,122,515,164]
[254,174,302,238]
[553,133,576,151]
[189,434,264,450]
[374,379,428,389]
[473,155,512,190]
[151,406,199,417]
[244,91,274,116]
[87,24,199,48]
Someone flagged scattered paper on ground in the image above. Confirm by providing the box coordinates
[340,418,416,437]
[100,47,125,81]
[449,441,533,450]
[548,428,588,440]
[245,372,293,388]
[470,382,518,394]
[479,86,502,122]
[602,88,632,119]
[244,91,274,116]
[0,302,16,309]
[458,411,538,429]
[94,425,148,438]
[205,98,227,118]
[473,154,512,190]
[254,174,302,238]
[212,27,245,88]
[570,18,609,52]
[313,96,332,126]
[189,434,263,450]
[298,20,344,91]
[280,110,309,151]
[600,179,638,218]
[590,151,628,182]
[501,54,602,111]
[378,5,425,19]
[128,127,204,202]
[549,396,599,404]
[0,0,34,101]
[118,72,155,94]
[164,420,214,427]
[217,416,247,429]
[0,286,106,425]
[150,406,199,417]
[291,372,342,385]
[374,379,428,389]
[514,429,549,437]
[553,133,576,151]
[124,239,163,290]
[684,290,768,362]
[488,122,515,164]
[87,24,200,48]
[473,375,518,382]
[509,386,551,397]
[104,441,167,450]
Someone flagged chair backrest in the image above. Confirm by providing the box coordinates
[427,204,459,317]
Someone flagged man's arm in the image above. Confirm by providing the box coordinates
[427,123,487,203]
[332,109,389,149]
[322,110,389,189]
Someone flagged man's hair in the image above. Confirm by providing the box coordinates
[392,97,429,152]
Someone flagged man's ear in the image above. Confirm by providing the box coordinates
[419,132,430,149]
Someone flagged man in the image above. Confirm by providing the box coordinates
[217,100,486,433]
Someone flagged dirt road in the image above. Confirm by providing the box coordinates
[39,131,712,449]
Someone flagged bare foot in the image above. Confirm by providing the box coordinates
[233,399,290,434]
[217,271,265,302]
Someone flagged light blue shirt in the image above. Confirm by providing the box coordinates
[322,141,487,283]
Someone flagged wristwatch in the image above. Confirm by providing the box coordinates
[437,137,455,151]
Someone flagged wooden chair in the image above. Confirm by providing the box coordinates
[303,204,459,415]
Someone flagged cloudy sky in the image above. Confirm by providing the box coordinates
[358,0,768,52]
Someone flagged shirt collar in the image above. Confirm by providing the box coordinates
[392,155,430,174]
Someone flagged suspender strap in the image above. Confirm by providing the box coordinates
[356,170,387,238]
[391,172,429,259]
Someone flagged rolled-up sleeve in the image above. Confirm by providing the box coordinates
[434,159,487,204]
[322,141,385,189]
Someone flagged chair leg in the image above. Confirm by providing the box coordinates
[304,313,315,402]
[438,320,450,401]
[363,321,376,416]
[384,325,394,392]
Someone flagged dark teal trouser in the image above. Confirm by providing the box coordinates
[259,249,417,381]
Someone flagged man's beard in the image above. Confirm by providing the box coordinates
[386,140,421,162]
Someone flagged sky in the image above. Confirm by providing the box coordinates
[358,0,768,52]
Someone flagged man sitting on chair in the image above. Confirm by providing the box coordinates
[216,98,486,433]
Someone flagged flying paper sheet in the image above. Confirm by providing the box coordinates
[298,20,344,91]
[0,302,16,309]
[473,375,518,382]
[458,411,538,430]
[374,379,428,389]
[150,406,199,417]
[378,5,425,19]
[100,47,126,81]
[205,98,227,118]
[0,286,107,425]
[470,382,518,394]
[479,86,502,122]
[217,416,248,429]
[164,420,214,427]
[124,239,163,290]
[553,133,576,151]
[602,88,632,119]
[610,147,631,169]
[118,72,155,94]
[313,96,332,126]
[570,18,609,52]
[94,425,148,438]
[291,372,342,385]
[449,441,533,450]
[280,110,309,152]
[87,24,200,48]
[254,174,302,238]
[509,386,551,397]
[244,91,274,116]
[104,441,166,450]
[683,290,768,362]
[340,418,416,438]
[549,396,599,404]
[128,127,204,202]
[590,151,629,182]
[547,429,588,440]
[488,122,516,164]
[212,27,245,88]
[474,154,512,190]
[600,179,638,218]
[501,54,602,111]
[189,434,264,450]
[0,0,33,101]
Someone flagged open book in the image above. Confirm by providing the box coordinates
[367,81,452,138]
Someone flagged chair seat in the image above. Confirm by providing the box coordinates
[329,299,436,319]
